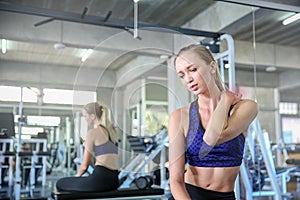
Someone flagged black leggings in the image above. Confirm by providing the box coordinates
[56,165,119,192]
[169,183,235,200]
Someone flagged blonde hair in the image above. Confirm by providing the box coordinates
[83,102,117,143]
[175,44,225,92]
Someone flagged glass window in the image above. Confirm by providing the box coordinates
[23,87,38,103]
[279,102,298,115]
[0,86,21,101]
[0,86,40,103]
[145,104,168,136]
[282,117,300,144]
[43,88,74,104]
[73,90,97,105]
[43,88,96,105]
[27,116,60,126]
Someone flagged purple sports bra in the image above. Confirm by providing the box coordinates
[185,99,245,167]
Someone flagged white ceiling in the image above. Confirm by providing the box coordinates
[0,0,300,103]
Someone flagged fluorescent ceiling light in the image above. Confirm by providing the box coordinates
[2,39,7,54]
[282,13,300,25]
[81,49,93,62]
[266,66,277,72]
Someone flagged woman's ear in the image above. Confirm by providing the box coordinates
[90,113,96,120]
[210,61,217,74]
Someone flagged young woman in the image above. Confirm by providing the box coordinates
[168,44,258,199]
[56,102,119,192]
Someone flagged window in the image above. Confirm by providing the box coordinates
[279,102,298,115]
[282,117,300,144]
[145,104,168,135]
[23,87,38,103]
[43,88,96,105]
[0,86,21,101]
[0,86,96,105]
[0,86,38,103]
[27,116,60,126]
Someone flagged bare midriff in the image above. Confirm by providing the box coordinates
[185,165,240,192]
[95,154,118,170]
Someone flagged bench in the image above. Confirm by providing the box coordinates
[52,187,166,200]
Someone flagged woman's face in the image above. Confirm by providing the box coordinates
[82,109,95,126]
[175,51,214,95]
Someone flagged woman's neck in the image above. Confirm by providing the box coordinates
[197,86,222,110]
[93,119,101,127]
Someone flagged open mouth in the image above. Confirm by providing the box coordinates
[190,84,198,91]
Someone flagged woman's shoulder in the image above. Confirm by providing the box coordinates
[238,99,258,108]
[170,104,190,117]
[169,104,191,127]
[86,128,97,137]
[234,99,258,115]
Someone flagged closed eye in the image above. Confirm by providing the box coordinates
[178,74,184,79]
[189,67,197,72]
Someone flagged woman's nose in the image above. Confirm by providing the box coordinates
[184,74,192,83]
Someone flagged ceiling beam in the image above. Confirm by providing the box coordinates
[217,0,300,13]
[0,2,221,39]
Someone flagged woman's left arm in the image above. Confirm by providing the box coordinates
[76,130,93,177]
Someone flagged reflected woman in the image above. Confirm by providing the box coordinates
[56,102,119,192]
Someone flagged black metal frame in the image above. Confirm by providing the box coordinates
[0,2,222,39]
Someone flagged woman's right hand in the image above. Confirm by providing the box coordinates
[224,91,242,106]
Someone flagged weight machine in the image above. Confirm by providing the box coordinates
[240,118,295,200]
[118,128,169,189]
[214,34,295,199]
[0,138,14,189]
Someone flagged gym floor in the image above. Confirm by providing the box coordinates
[0,170,63,200]
[0,169,171,200]
[1,167,300,199]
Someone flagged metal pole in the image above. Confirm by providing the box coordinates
[274,88,282,166]
[66,117,71,176]
[133,0,138,39]
[14,87,23,200]
[220,34,236,92]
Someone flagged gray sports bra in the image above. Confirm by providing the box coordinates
[93,125,118,156]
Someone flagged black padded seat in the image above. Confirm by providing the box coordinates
[52,187,165,200]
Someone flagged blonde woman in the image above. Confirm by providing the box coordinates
[56,102,119,192]
[168,45,258,199]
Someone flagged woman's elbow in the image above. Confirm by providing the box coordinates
[249,100,259,118]
[80,163,88,171]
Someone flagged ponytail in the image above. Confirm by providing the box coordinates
[100,106,118,143]
[83,102,118,143]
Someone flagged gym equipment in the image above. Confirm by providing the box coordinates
[18,138,51,197]
[14,96,25,200]
[118,128,168,188]
[240,118,296,200]
[51,187,166,200]
[127,135,157,153]
[134,175,153,190]
[0,113,15,138]
[0,113,16,189]
[0,138,14,188]
[51,129,167,200]
[20,139,50,185]
[215,34,241,200]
